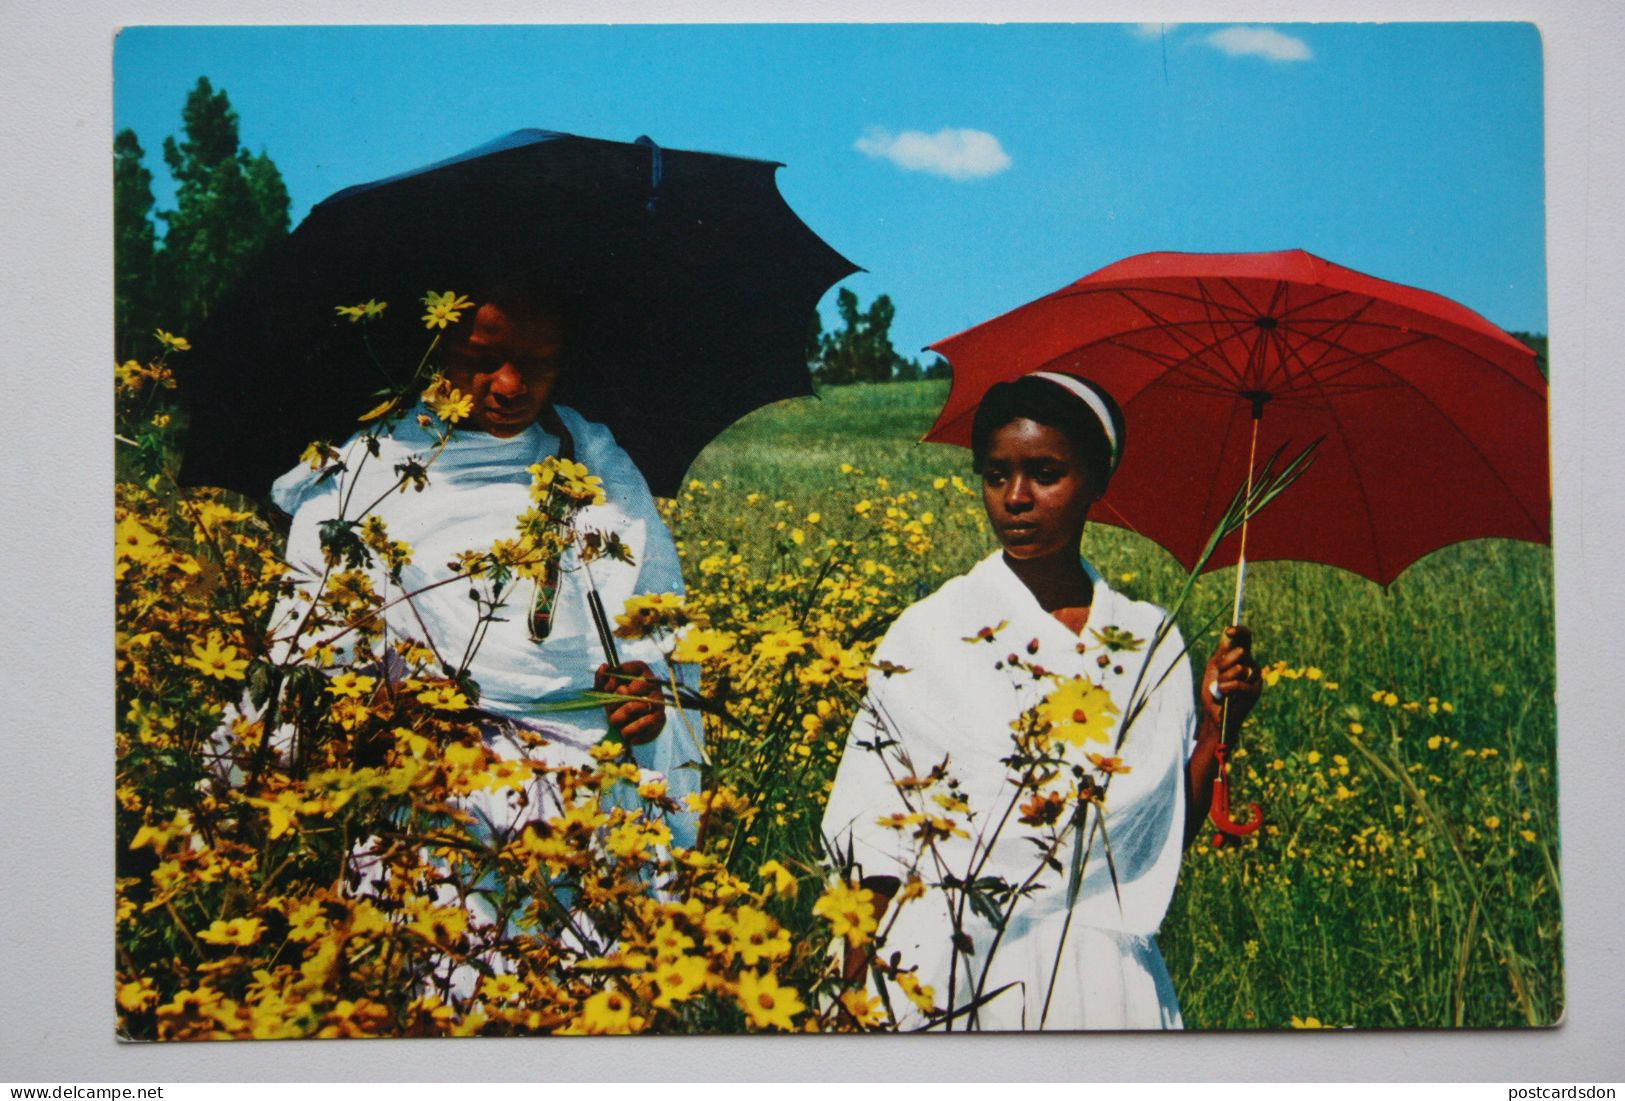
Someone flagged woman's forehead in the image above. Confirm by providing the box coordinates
[984,417,1082,460]
[466,302,563,349]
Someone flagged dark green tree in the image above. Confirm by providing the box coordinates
[156,77,290,332]
[1509,331,1549,380]
[813,289,922,385]
[114,128,159,360]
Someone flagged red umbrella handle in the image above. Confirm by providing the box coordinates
[1210,742,1263,847]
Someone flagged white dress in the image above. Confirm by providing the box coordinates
[269,404,703,849]
[821,552,1195,1030]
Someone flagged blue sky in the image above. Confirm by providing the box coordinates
[114,22,1547,357]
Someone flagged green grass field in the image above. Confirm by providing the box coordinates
[679,378,1562,1030]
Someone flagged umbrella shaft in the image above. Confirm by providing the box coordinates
[1229,409,1263,628]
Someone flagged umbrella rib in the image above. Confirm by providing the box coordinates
[1259,296,1369,394]
[1270,330,1459,399]
[1107,292,1250,389]
[1287,322,1550,537]
[1194,279,1265,390]
[1278,318,1545,397]
[1267,325,1392,582]
[1051,283,1541,396]
[1027,295,1239,391]
[1270,325,1546,560]
[1268,287,1354,324]
[1218,277,1270,320]
[1093,334,1235,392]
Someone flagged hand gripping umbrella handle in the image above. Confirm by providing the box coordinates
[1210,403,1266,847]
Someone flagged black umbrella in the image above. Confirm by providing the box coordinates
[177,128,857,499]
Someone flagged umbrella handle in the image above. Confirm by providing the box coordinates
[1210,404,1265,847]
[1210,740,1263,847]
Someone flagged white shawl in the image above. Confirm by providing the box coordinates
[821,551,1195,1028]
[269,405,702,846]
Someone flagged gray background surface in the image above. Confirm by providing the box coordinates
[3,0,1620,1082]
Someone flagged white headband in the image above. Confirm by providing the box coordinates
[1030,371,1121,471]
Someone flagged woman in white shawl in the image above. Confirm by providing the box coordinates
[268,293,703,849]
[821,371,1260,1030]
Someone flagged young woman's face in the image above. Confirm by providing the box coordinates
[443,302,564,437]
[980,417,1098,561]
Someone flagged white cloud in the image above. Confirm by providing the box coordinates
[1132,23,1179,38]
[1204,26,1313,61]
[853,127,1012,181]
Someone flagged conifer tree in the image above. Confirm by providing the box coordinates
[114,128,158,359]
[155,77,290,331]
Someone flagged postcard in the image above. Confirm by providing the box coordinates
[112,22,1557,1039]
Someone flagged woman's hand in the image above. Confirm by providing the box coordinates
[1199,625,1262,742]
[595,660,667,745]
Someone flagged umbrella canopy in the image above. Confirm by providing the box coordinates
[177,128,857,499]
[925,249,1550,586]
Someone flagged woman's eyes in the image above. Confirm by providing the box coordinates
[983,465,1067,486]
[451,354,556,376]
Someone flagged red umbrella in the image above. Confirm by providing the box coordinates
[925,249,1549,587]
[925,249,1550,838]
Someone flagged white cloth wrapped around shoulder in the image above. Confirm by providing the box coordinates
[821,551,1195,1030]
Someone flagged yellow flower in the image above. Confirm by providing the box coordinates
[185,632,249,681]
[1290,1015,1334,1028]
[421,376,473,423]
[649,919,696,960]
[529,456,607,506]
[1086,753,1132,775]
[407,903,469,945]
[198,917,265,947]
[757,858,798,898]
[154,329,191,351]
[357,396,401,422]
[335,298,388,322]
[1307,750,1322,765]
[614,592,691,639]
[839,988,887,1028]
[754,628,809,662]
[671,627,737,664]
[734,970,804,1031]
[1520,829,1538,843]
[812,880,878,946]
[114,516,163,563]
[569,989,643,1034]
[1036,677,1120,748]
[1484,815,1501,830]
[326,671,377,699]
[421,289,475,330]
[300,440,339,470]
[895,971,936,1014]
[479,974,526,1003]
[117,977,159,1012]
[652,955,711,1009]
[416,684,469,710]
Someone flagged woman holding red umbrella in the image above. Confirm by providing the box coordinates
[822,371,1261,1030]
